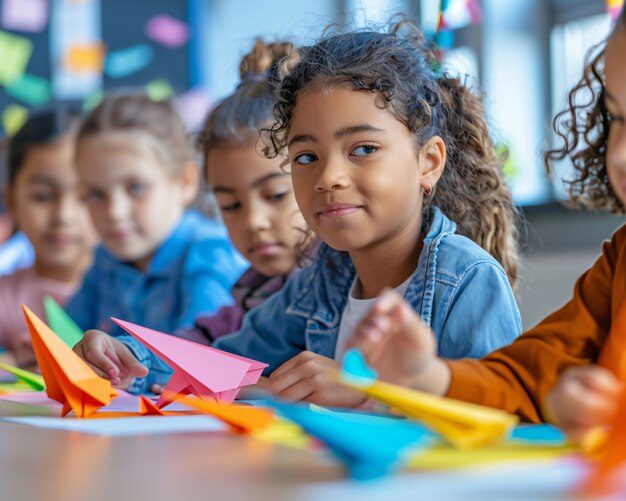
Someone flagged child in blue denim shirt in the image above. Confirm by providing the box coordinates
[68,94,246,391]
[77,23,522,405]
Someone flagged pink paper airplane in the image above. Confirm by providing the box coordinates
[112,318,267,408]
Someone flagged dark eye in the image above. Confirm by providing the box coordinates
[128,182,146,196]
[352,144,377,157]
[86,189,105,203]
[268,192,289,202]
[32,191,54,203]
[294,153,317,165]
[221,202,241,213]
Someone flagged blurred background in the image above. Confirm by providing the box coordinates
[0,0,622,329]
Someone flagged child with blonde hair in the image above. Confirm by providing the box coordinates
[69,94,246,392]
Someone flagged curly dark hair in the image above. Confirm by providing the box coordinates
[545,7,626,213]
[264,20,520,289]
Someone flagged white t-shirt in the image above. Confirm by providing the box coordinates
[334,274,413,361]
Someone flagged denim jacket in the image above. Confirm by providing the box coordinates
[124,207,521,392]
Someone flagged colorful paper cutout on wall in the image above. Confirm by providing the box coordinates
[5,73,51,107]
[146,78,173,101]
[1,0,48,33]
[105,44,154,79]
[145,14,189,48]
[2,104,28,136]
[64,43,105,73]
[0,30,33,86]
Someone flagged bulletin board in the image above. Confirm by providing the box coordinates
[0,0,194,137]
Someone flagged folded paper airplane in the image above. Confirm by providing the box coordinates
[339,349,518,449]
[43,295,84,348]
[23,305,118,417]
[0,361,45,391]
[174,394,274,432]
[112,318,267,407]
[268,400,432,480]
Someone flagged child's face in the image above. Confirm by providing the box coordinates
[7,136,97,274]
[76,131,192,270]
[287,85,441,253]
[605,25,626,205]
[206,144,306,277]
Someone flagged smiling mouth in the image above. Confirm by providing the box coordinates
[318,205,362,218]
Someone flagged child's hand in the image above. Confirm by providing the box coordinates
[544,365,623,442]
[347,289,450,395]
[73,330,148,389]
[268,351,367,408]
[13,334,38,372]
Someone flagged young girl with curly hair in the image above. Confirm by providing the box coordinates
[77,21,522,404]
[211,20,521,406]
[349,6,626,439]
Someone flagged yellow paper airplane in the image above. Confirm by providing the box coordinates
[22,305,118,417]
[339,349,518,449]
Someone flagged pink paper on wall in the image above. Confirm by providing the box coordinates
[1,0,48,33]
[145,14,189,48]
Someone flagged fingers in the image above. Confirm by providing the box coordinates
[269,353,338,402]
[113,341,149,378]
[546,366,623,437]
[150,384,164,395]
[75,341,122,386]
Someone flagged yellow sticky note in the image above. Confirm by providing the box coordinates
[146,78,173,101]
[0,30,33,86]
[2,104,28,136]
[65,43,105,73]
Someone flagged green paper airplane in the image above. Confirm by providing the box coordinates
[0,361,45,391]
[43,295,84,348]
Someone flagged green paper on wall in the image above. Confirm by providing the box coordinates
[0,361,45,391]
[6,73,51,107]
[0,30,33,86]
[2,104,28,136]
[43,296,84,348]
[146,78,173,101]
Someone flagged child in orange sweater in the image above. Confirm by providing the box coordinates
[348,6,626,441]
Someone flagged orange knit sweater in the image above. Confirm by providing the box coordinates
[445,223,626,423]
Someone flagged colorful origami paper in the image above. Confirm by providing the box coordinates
[0,361,45,391]
[269,400,432,480]
[112,319,267,407]
[340,349,518,449]
[174,394,274,433]
[23,305,117,417]
[43,295,84,348]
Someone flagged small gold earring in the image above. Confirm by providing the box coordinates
[423,182,433,197]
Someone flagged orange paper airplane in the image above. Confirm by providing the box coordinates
[23,305,118,417]
[174,394,274,433]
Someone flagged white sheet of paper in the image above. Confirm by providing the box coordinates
[297,459,607,501]
[1,415,227,436]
